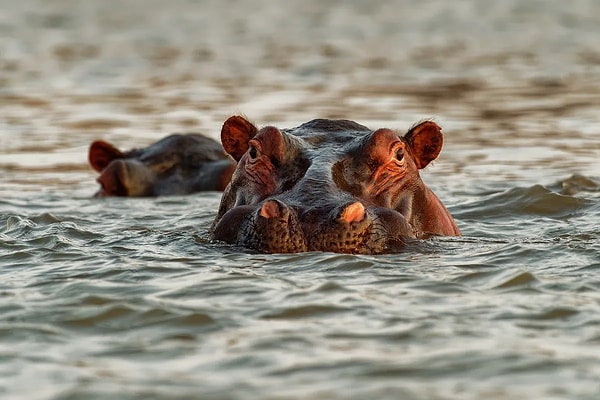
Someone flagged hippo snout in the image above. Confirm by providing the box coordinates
[212,198,412,254]
[254,200,308,253]
[213,199,308,253]
[95,159,155,197]
[304,201,412,254]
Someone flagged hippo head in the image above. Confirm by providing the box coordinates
[89,134,235,196]
[210,116,460,254]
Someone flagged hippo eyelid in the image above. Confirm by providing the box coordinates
[248,139,262,160]
[391,141,406,162]
[249,146,258,159]
[395,148,404,161]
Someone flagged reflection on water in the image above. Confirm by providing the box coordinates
[1,0,600,399]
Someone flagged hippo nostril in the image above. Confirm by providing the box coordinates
[260,200,283,219]
[339,202,366,223]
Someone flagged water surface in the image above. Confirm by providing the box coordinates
[1,1,600,399]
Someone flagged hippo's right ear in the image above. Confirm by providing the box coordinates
[404,121,443,169]
[88,140,125,172]
[221,116,259,161]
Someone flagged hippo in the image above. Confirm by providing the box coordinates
[210,116,461,254]
[88,134,235,196]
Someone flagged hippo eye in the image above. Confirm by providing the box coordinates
[249,146,258,159]
[395,148,404,161]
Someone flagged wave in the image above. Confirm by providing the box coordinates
[454,175,598,220]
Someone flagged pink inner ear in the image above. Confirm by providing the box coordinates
[88,140,123,172]
[221,116,259,161]
[404,121,443,169]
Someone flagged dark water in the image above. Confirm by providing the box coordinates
[1,1,600,399]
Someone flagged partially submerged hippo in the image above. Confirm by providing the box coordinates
[211,116,460,254]
[89,134,235,196]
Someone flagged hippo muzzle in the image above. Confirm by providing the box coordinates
[213,197,415,254]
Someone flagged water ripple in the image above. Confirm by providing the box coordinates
[455,183,594,220]
[1,1,600,398]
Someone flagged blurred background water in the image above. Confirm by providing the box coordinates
[1,1,600,399]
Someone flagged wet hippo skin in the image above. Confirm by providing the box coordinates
[89,134,236,196]
[211,116,461,254]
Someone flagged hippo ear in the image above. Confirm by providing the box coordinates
[404,121,443,169]
[221,116,259,161]
[89,140,125,172]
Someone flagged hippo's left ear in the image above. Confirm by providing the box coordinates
[221,116,259,161]
[404,121,443,169]
[89,140,125,172]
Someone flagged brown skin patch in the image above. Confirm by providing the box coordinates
[241,126,288,196]
[221,116,259,161]
[364,129,409,198]
[251,127,285,166]
[364,129,400,169]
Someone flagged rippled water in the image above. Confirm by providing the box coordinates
[1,1,600,399]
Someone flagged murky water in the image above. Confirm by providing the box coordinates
[1,1,600,399]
